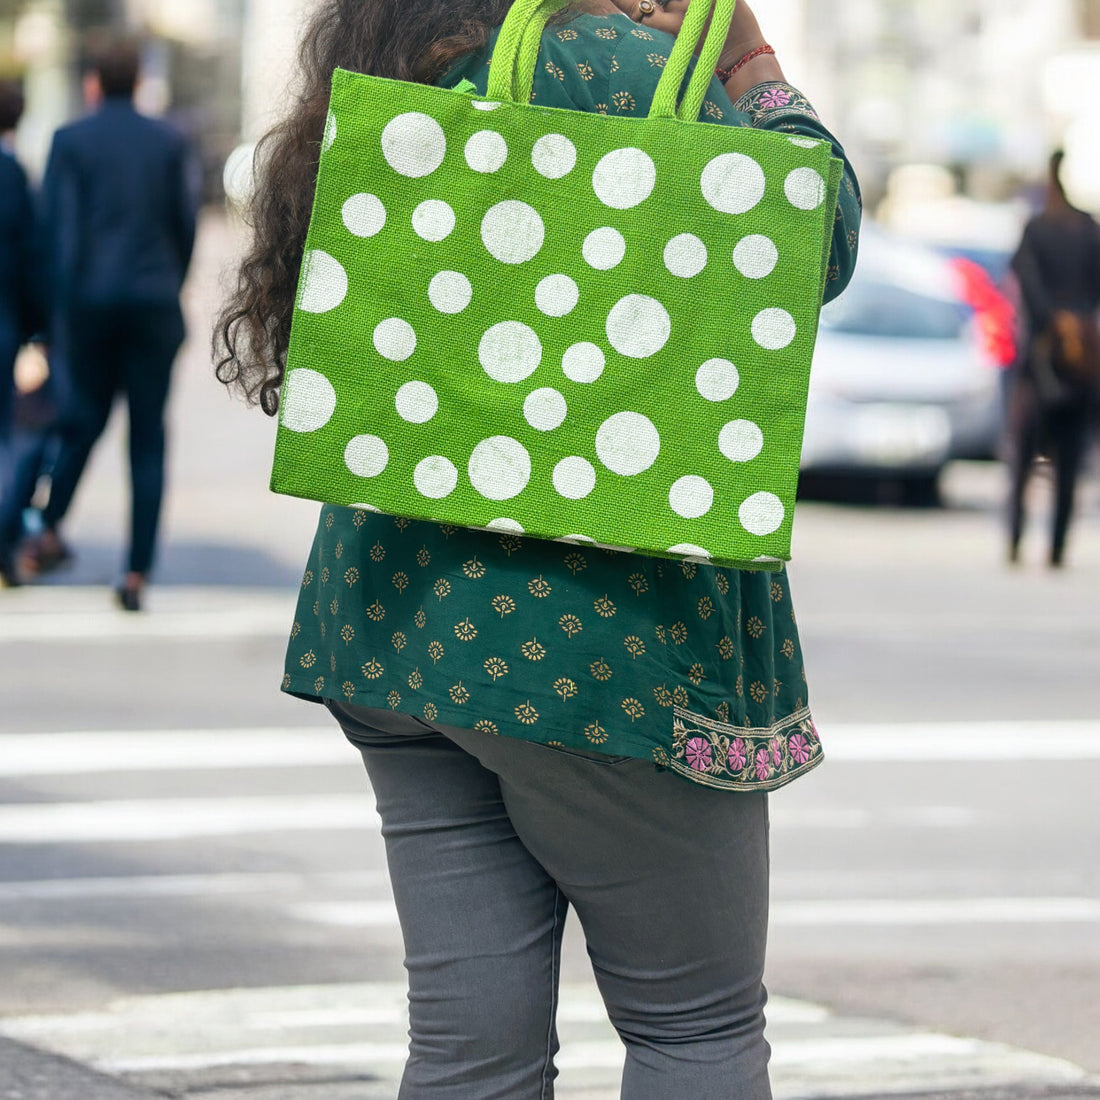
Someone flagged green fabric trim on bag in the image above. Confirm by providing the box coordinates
[271,0,842,570]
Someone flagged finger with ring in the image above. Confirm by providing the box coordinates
[634,0,658,20]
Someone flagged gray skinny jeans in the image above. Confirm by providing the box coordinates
[326,700,773,1100]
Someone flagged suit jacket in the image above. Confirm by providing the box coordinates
[40,98,198,312]
[0,146,41,341]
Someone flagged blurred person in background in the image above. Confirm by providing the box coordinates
[1007,150,1100,568]
[22,38,198,610]
[0,78,46,587]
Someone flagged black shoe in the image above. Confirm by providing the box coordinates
[115,584,143,612]
[0,553,21,588]
[20,531,73,577]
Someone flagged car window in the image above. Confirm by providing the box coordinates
[820,280,967,340]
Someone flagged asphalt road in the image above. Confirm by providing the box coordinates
[1,215,1099,1098]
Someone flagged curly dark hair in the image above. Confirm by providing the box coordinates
[215,0,588,415]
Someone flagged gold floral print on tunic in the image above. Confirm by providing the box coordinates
[492,595,516,618]
[585,722,608,744]
[515,701,540,725]
[554,677,578,701]
[559,614,583,638]
[463,558,486,579]
[590,658,613,682]
[484,657,509,681]
[563,552,587,575]
[528,576,552,598]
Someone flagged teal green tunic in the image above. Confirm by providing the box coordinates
[282,12,862,794]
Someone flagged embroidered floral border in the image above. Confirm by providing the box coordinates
[661,706,823,792]
[733,82,820,127]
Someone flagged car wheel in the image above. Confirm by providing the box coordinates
[897,472,942,508]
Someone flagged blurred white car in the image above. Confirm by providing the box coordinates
[800,230,1009,502]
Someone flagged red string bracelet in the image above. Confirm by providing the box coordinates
[715,44,776,84]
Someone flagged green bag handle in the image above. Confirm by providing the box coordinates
[486,0,567,102]
[654,0,737,122]
[486,0,738,123]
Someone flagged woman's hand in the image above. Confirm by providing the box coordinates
[606,0,765,66]
[604,0,782,97]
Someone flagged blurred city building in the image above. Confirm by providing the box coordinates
[0,0,306,198]
[1,0,1099,214]
[799,0,1100,247]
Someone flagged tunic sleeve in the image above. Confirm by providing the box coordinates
[731,82,862,302]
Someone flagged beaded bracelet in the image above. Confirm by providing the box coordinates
[715,44,776,84]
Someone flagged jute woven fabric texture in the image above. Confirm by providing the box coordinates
[271,0,843,568]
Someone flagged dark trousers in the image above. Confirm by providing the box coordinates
[1007,380,1094,564]
[44,301,183,575]
[327,701,773,1099]
[0,325,23,555]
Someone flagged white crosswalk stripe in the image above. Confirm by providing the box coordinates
[0,724,1096,1097]
[0,981,1089,1099]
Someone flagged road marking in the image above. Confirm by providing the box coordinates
[0,795,381,843]
[290,896,1100,930]
[0,982,1085,1096]
[3,870,1096,930]
[0,729,348,776]
[772,896,1100,926]
[0,870,389,903]
[4,721,1100,779]
[0,796,987,845]
[0,588,295,643]
[824,720,1100,761]
[292,900,399,928]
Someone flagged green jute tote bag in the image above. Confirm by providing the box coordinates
[270,0,843,569]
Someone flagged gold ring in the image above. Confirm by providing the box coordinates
[634,0,657,20]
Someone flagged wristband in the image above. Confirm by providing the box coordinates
[715,44,776,84]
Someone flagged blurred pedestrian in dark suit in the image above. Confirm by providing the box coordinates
[0,79,46,587]
[25,38,198,610]
[1007,150,1100,568]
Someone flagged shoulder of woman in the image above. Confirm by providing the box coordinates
[540,13,745,124]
